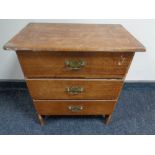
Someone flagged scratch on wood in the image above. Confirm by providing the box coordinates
[118,55,126,66]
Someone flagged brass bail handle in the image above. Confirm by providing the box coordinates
[65,86,84,95]
[68,106,83,112]
[65,59,86,70]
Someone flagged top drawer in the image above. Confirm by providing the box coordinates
[17,51,134,78]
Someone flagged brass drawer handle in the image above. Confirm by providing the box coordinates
[65,60,86,70]
[65,86,84,95]
[68,106,83,112]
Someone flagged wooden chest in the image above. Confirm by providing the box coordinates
[4,23,145,125]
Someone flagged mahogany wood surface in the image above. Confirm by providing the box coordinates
[17,51,134,79]
[4,23,145,52]
[34,100,116,115]
[26,79,123,100]
[3,23,146,125]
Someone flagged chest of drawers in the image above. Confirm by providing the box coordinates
[4,23,145,125]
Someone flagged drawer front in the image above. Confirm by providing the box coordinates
[27,79,123,100]
[34,100,116,115]
[17,51,134,78]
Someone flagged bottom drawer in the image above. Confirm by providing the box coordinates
[34,100,116,115]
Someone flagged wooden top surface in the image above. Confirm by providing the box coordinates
[4,23,145,52]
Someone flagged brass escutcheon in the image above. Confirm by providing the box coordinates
[65,86,84,95]
[68,106,83,112]
[65,59,86,70]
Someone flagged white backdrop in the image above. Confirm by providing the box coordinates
[0,19,154,81]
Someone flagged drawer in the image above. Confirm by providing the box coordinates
[34,100,116,115]
[27,79,123,100]
[17,51,134,78]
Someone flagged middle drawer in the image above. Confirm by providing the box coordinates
[26,79,123,100]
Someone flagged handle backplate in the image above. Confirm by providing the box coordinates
[68,106,83,112]
[65,59,86,70]
[65,86,84,95]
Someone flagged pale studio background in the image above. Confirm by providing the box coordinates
[0,19,154,81]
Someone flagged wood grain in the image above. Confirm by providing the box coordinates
[26,79,123,100]
[17,51,134,79]
[4,23,145,52]
[3,23,145,124]
[34,100,116,115]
